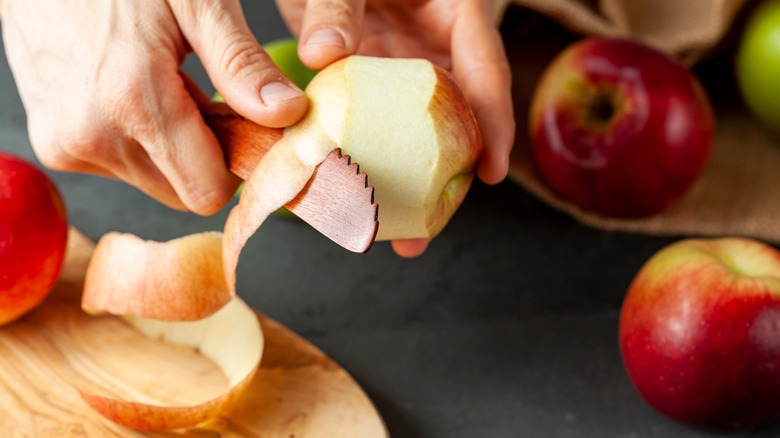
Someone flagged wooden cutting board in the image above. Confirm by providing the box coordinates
[0,229,389,437]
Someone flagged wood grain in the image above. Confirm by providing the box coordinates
[204,114,378,254]
[0,229,388,437]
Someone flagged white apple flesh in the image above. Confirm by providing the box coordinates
[285,56,483,240]
[223,56,483,291]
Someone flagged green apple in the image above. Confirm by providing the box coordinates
[736,0,780,136]
[263,38,317,90]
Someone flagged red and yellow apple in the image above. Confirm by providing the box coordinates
[0,151,68,325]
[221,55,482,292]
[283,55,483,240]
[619,237,780,430]
[529,38,714,218]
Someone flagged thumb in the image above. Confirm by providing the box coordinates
[169,0,308,128]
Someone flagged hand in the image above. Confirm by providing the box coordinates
[1,0,309,214]
[277,0,516,257]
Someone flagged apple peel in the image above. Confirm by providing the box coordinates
[223,128,335,294]
[82,231,230,321]
[78,297,263,431]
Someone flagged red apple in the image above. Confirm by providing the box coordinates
[529,38,715,218]
[619,238,780,430]
[0,151,68,325]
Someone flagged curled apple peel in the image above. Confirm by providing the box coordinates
[78,297,263,431]
[80,232,264,431]
[223,55,482,292]
[76,55,481,431]
[288,56,482,241]
[223,126,336,294]
[83,231,231,321]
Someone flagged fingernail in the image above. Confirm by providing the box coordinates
[259,81,303,106]
[305,28,345,48]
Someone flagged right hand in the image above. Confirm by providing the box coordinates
[0,0,309,214]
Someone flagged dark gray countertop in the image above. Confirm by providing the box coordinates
[1,3,778,437]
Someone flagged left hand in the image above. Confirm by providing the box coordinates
[276,0,515,257]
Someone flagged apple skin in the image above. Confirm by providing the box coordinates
[294,56,482,240]
[0,152,68,325]
[736,0,780,137]
[619,237,780,430]
[529,38,715,218]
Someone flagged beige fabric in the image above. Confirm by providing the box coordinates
[503,0,746,61]
[500,1,780,244]
[509,107,780,243]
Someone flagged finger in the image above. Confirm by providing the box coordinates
[54,126,189,211]
[39,129,189,212]
[391,238,431,258]
[179,70,233,115]
[30,141,116,180]
[37,151,117,180]
[274,0,307,36]
[26,113,118,179]
[129,69,241,215]
[109,141,189,212]
[451,0,515,185]
[298,0,366,70]
[169,0,308,128]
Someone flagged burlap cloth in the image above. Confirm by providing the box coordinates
[498,0,780,244]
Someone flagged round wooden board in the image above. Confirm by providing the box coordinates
[0,229,388,437]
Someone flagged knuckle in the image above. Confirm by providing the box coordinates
[105,80,158,143]
[58,121,104,162]
[221,34,269,80]
[107,82,148,126]
[28,120,85,172]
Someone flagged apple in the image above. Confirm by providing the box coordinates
[217,55,482,239]
[283,55,483,240]
[619,237,780,430]
[736,0,780,137]
[529,38,715,218]
[222,56,483,291]
[0,151,68,325]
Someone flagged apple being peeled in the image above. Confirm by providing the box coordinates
[529,38,714,218]
[736,0,780,137]
[0,152,68,325]
[283,56,482,240]
[619,238,780,430]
